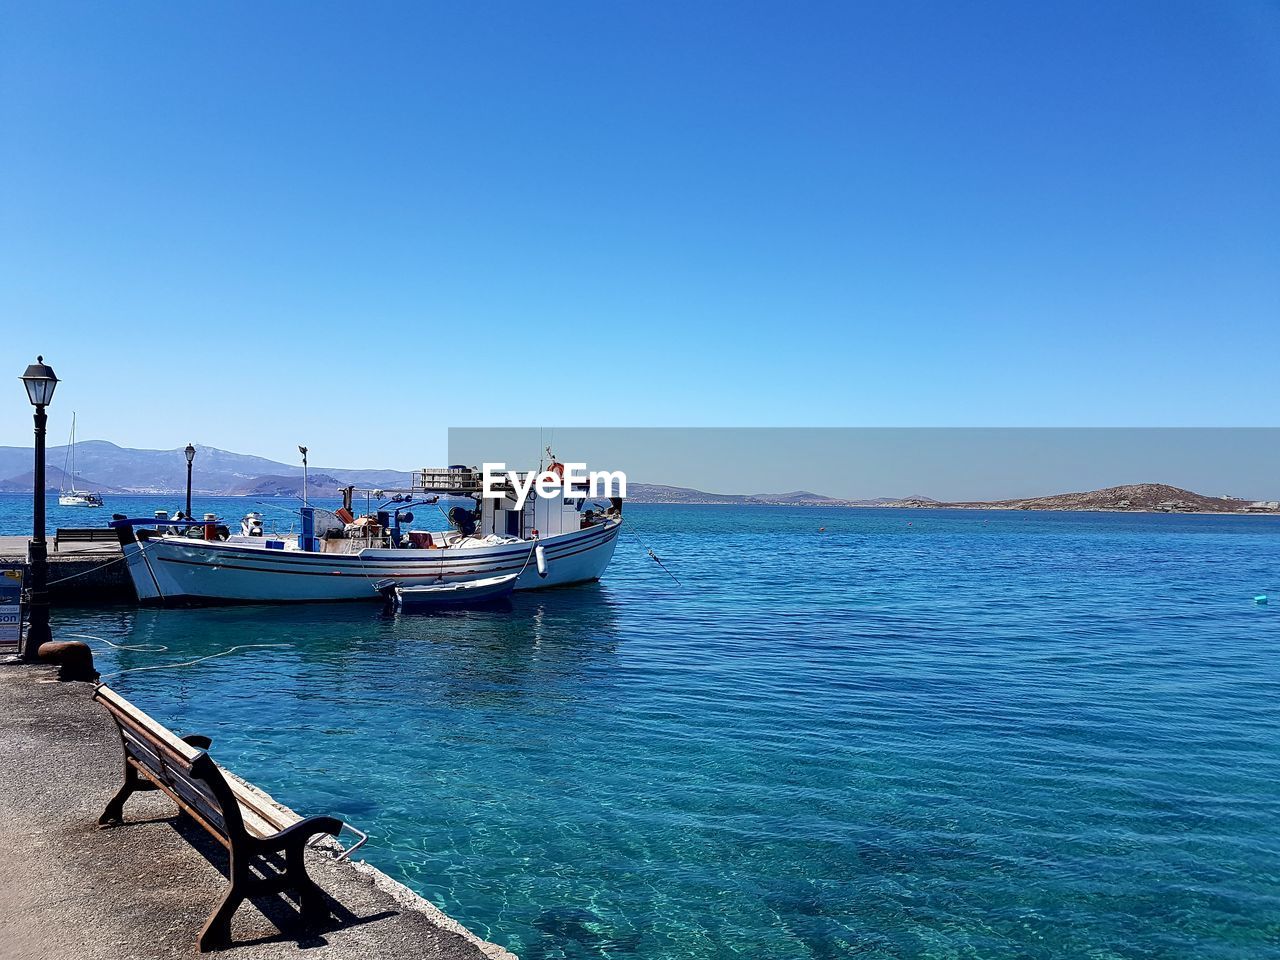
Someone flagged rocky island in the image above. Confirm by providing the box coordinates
[892,483,1280,514]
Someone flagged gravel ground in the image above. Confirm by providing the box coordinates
[0,661,516,960]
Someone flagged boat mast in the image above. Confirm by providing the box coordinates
[62,412,76,493]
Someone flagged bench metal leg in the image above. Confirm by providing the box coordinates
[198,851,248,952]
[286,841,330,925]
[99,763,156,826]
[197,845,329,950]
[198,884,244,952]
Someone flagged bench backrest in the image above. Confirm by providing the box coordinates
[93,684,245,844]
[56,527,115,540]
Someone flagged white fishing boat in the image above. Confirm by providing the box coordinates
[58,413,104,508]
[112,462,623,605]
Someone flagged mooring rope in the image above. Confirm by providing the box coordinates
[68,631,167,653]
[45,553,127,585]
[103,643,294,680]
[70,632,294,679]
[646,548,682,586]
[623,517,682,586]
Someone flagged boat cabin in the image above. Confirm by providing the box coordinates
[415,465,617,541]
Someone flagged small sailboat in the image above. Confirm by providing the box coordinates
[59,413,104,508]
[376,573,518,609]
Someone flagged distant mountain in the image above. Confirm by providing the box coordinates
[0,440,413,496]
[624,483,890,506]
[625,483,747,504]
[625,483,832,504]
[2,442,1269,515]
[748,490,839,503]
[0,443,865,503]
[0,464,131,495]
[227,473,352,498]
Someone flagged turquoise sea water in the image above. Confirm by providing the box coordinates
[6,495,1280,959]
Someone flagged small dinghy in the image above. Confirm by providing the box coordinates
[376,574,518,609]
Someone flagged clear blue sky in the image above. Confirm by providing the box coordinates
[2,2,1277,470]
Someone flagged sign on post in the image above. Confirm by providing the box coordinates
[0,569,23,653]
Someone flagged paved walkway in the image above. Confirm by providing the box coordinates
[0,536,121,559]
[0,662,515,960]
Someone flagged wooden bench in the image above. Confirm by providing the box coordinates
[53,527,117,551]
[93,685,355,951]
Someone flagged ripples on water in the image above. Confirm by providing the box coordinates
[36,501,1280,959]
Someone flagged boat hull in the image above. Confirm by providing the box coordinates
[120,520,621,604]
[392,574,517,609]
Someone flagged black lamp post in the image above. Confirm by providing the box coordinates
[185,443,196,518]
[19,357,58,661]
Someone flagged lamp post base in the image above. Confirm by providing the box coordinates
[23,537,51,662]
[23,621,52,661]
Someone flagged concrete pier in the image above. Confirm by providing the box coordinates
[0,662,516,960]
[0,536,134,604]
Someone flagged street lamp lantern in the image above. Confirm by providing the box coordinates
[20,356,58,407]
[184,443,197,518]
[18,356,56,661]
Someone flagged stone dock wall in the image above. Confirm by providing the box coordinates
[0,551,135,604]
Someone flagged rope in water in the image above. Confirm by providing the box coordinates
[70,632,294,680]
[100,644,294,679]
[68,632,167,653]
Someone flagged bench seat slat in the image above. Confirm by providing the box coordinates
[127,759,232,848]
[159,765,228,830]
[97,687,202,764]
[233,798,279,840]
[225,775,301,835]
[119,733,229,832]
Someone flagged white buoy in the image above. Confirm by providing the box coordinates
[535,544,548,578]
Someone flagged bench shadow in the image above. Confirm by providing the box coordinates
[115,813,398,950]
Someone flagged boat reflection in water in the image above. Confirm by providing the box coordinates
[103,582,624,710]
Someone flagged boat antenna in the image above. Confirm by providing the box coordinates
[298,445,309,507]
